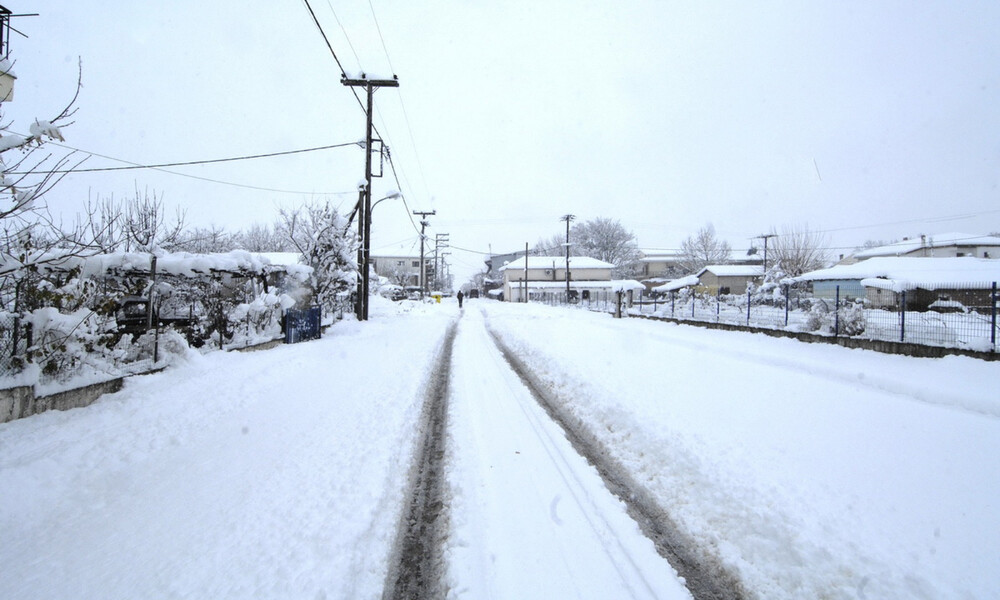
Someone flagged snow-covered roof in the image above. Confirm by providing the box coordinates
[638,249,684,262]
[697,265,764,278]
[854,233,1000,259]
[499,256,615,271]
[653,275,700,292]
[793,257,1000,289]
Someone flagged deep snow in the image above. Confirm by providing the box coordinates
[1,296,998,599]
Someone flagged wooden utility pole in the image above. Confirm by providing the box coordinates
[561,214,575,299]
[756,233,777,273]
[342,74,399,321]
[413,210,435,299]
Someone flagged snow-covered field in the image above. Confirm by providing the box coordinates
[2,296,998,599]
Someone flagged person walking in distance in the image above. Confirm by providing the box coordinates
[457,290,464,308]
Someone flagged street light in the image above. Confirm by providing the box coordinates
[360,190,402,321]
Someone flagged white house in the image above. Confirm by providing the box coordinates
[371,254,424,287]
[853,233,1000,261]
[499,256,617,302]
[793,256,1000,310]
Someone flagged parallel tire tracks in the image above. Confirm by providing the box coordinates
[486,325,748,600]
[381,321,458,600]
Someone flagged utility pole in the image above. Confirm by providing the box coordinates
[342,73,399,321]
[756,233,777,274]
[434,233,449,292]
[413,210,435,299]
[561,214,575,299]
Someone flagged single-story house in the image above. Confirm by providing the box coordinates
[852,232,1000,261]
[695,265,763,295]
[793,256,1000,311]
[500,256,616,302]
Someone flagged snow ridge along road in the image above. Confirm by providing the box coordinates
[444,308,694,599]
[382,320,458,599]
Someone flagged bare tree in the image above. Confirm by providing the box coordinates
[679,223,731,273]
[767,224,829,277]
[175,225,235,254]
[571,217,640,278]
[0,60,94,279]
[233,222,290,252]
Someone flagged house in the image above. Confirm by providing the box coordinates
[371,254,424,287]
[793,256,1000,311]
[853,233,1000,261]
[637,249,685,289]
[499,256,616,302]
[694,265,763,295]
[483,249,529,294]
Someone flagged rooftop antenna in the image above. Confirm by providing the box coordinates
[0,5,39,58]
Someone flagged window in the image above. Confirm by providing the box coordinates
[412,261,420,267]
[396,260,405,267]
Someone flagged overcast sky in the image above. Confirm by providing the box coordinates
[7,1,1000,284]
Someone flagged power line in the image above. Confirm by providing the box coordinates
[300,0,348,77]
[324,0,362,71]
[367,0,432,201]
[5,141,362,174]
[3,137,358,196]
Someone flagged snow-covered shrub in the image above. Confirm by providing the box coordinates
[839,301,867,336]
[227,292,295,346]
[805,299,832,333]
[805,299,866,336]
[21,307,118,381]
[125,328,192,366]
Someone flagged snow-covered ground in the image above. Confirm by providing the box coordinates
[2,296,998,599]
[483,300,1000,599]
[0,300,454,599]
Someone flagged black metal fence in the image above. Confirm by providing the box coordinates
[529,282,999,353]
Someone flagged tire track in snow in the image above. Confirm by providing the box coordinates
[485,321,748,600]
[381,320,458,600]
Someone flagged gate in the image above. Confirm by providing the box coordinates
[285,307,322,344]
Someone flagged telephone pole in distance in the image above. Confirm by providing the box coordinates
[413,210,435,299]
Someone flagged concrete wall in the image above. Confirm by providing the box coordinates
[1,378,124,424]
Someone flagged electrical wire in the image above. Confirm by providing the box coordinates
[367,0,432,200]
[1,136,359,196]
[300,0,348,78]
[4,141,362,174]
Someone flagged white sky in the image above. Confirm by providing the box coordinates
[6,1,1000,284]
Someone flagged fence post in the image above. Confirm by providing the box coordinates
[692,292,696,318]
[784,284,790,327]
[746,289,751,326]
[992,282,997,352]
[716,289,721,321]
[671,291,675,316]
[834,285,840,336]
[900,290,906,343]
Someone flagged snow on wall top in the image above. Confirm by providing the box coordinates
[794,256,1000,289]
[499,256,615,271]
[2,249,312,279]
[854,233,1000,258]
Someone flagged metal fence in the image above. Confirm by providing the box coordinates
[528,282,999,353]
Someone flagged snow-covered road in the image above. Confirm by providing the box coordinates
[0,310,453,599]
[445,307,691,599]
[2,296,998,599]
